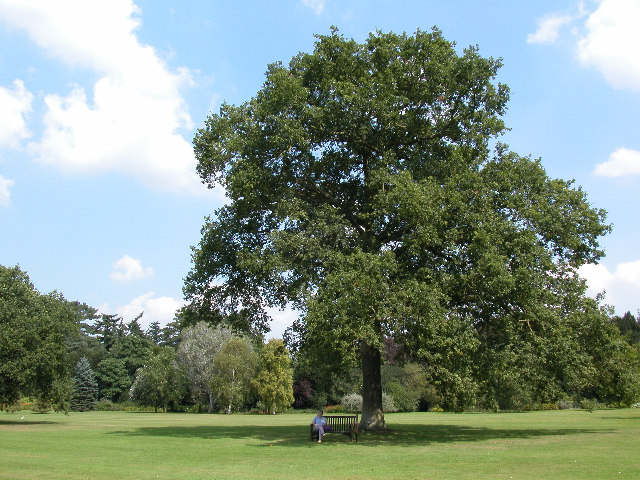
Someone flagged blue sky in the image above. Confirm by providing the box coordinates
[1,0,639,338]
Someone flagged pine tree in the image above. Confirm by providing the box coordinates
[146,321,162,345]
[127,312,145,337]
[71,357,98,411]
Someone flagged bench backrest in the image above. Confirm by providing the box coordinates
[324,415,358,431]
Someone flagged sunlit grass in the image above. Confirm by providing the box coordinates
[1,409,639,479]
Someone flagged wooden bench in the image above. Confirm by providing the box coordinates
[310,414,359,442]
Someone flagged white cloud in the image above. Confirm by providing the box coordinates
[100,292,183,329]
[577,0,640,91]
[579,260,640,314]
[527,14,574,44]
[0,80,33,148]
[0,174,15,207]
[302,0,325,15]
[0,0,206,194]
[110,255,154,282]
[265,305,300,340]
[594,147,640,177]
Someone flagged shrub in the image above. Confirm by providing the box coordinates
[95,399,121,411]
[420,385,443,411]
[557,399,577,410]
[32,397,51,414]
[324,404,345,413]
[580,399,602,412]
[336,393,397,413]
[51,378,73,413]
[3,400,22,412]
[342,393,362,413]
[385,381,419,412]
[382,363,429,411]
[293,379,314,409]
[383,392,398,412]
[311,391,328,411]
[120,402,157,412]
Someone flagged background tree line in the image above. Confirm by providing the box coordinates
[1,264,294,414]
[2,263,639,415]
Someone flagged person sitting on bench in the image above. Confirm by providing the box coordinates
[312,410,328,443]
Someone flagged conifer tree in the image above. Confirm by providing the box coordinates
[71,357,98,411]
[146,321,162,345]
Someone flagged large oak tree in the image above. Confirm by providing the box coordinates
[184,29,610,429]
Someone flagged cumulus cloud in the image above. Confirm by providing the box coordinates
[0,0,205,194]
[101,292,182,329]
[301,0,325,15]
[579,260,640,314]
[594,147,640,177]
[0,80,33,148]
[577,0,640,91]
[527,13,574,44]
[265,305,300,340]
[0,174,15,207]
[121,292,182,328]
[110,255,154,282]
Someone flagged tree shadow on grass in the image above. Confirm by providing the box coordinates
[107,423,607,448]
[359,424,608,446]
[601,416,640,421]
[0,419,58,426]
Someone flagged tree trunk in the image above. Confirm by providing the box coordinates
[207,389,215,413]
[359,342,387,431]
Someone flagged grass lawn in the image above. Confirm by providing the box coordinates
[1,408,639,479]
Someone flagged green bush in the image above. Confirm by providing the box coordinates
[385,381,419,412]
[557,399,577,410]
[580,399,601,412]
[3,400,22,412]
[95,399,121,411]
[120,401,158,412]
[382,363,429,411]
[32,397,52,414]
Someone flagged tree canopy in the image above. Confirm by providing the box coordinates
[129,347,186,413]
[185,28,612,429]
[0,265,82,408]
[177,322,234,412]
[254,338,295,414]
